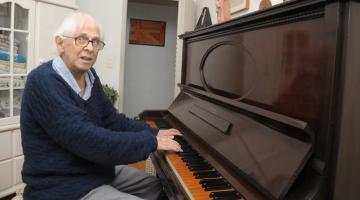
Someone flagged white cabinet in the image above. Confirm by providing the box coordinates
[0,129,22,197]
[0,0,33,196]
[0,160,12,191]
[0,0,77,197]
[0,131,11,160]
[14,156,24,185]
[13,129,22,156]
[0,0,77,125]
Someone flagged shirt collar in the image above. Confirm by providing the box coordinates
[52,56,95,100]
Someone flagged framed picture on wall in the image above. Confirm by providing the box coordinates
[129,18,166,47]
[230,0,250,14]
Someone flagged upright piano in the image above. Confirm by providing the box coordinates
[140,0,360,199]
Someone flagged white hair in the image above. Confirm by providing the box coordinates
[53,12,104,54]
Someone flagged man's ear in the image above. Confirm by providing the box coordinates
[55,36,65,53]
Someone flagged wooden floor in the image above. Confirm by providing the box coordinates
[129,160,146,171]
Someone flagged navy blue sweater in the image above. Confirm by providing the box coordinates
[20,60,158,200]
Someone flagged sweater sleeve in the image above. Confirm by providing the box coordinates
[23,71,157,166]
[102,111,159,136]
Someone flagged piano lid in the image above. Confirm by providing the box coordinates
[168,90,314,200]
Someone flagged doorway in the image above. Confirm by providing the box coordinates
[124,0,179,117]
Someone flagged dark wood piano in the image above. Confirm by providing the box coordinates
[140,0,360,199]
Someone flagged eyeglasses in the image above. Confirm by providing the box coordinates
[62,35,105,50]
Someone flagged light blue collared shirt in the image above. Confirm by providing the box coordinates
[52,56,95,100]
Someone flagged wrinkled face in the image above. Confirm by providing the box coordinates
[56,20,100,74]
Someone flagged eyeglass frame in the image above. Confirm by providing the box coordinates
[62,35,106,50]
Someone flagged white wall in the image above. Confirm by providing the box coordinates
[174,0,195,96]
[35,2,75,65]
[124,2,178,117]
[76,0,127,111]
[195,0,284,25]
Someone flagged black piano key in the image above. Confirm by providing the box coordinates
[184,150,198,154]
[195,173,220,179]
[174,137,187,143]
[186,161,208,166]
[202,182,230,188]
[181,156,202,161]
[180,154,203,159]
[178,142,191,147]
[212,196,241,200]
[210,191,242,199]
[182,157,204,163]
[204,184,233,191]
[181,154,202,158]
[193,170,218,176]
[177,141,188,145]
[178,142,191,146]
[178,152,198,157]
[199,178,226,184]
[194,171,220,179]
[186,163,210,168]
[180,146,194,151]
[184,157,206,162]
[181,149,197,154]
[174,135,184,140]
[185,156,207,162]
[181,153,202,158]
[189,165,213,171]
[183,157,205,162]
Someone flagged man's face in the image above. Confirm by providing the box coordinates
[56,21,101,74]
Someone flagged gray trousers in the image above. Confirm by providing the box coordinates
[80,165,162,200]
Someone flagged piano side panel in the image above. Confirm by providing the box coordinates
[333,2,360,199]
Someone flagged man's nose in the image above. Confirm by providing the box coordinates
[83,41,95,51]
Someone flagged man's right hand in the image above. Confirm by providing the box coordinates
[156,129,183,152]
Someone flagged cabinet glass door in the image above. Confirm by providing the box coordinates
[0,2,12,118]
[0,2,11,28]
[14,3,28,30]
[0,0,33,123]
[0,30,10,74]
[0,78,10,117]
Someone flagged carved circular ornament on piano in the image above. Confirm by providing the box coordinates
[199,41,258,101]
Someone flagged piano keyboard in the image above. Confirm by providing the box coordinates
[165,136,245,200]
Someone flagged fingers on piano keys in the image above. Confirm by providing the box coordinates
[167,136,244,200]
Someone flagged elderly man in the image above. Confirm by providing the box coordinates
[20,12,182,200]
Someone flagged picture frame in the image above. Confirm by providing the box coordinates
[230,0,250,14]
[129,18,166,47]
